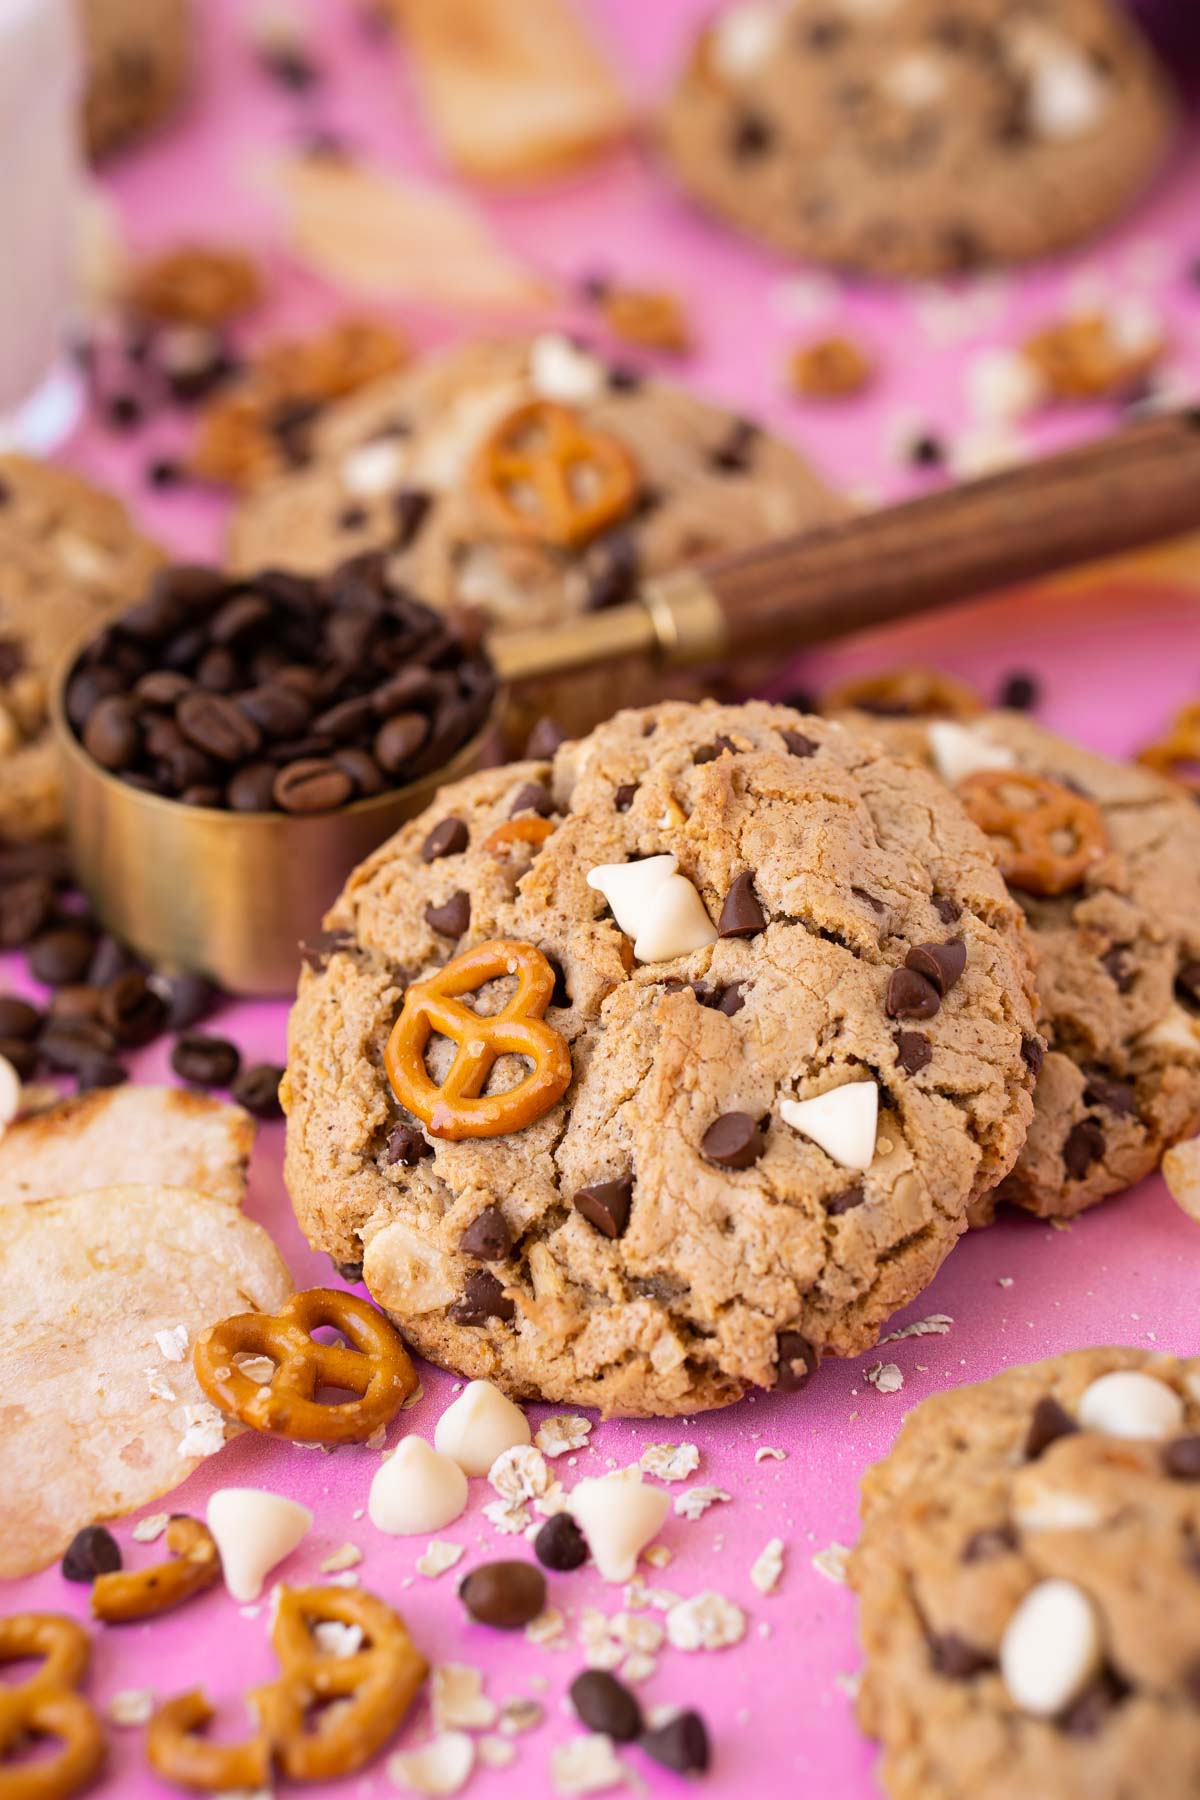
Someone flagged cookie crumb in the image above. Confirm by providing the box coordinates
[812,1543,851,1585]
[639,1442,700,1483]
[107,1689,155,1727]
[673,1486,731,1522]
[666,1591,746,1652]
[318,1541,362,1574]
[750,1537,785,1595]
[417,1540,465,1578]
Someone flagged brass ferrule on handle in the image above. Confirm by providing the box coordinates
[488,567,729,689]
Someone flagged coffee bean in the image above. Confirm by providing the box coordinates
[171,1032,241,1088]
[29,926,98,987]
[614,783,637,812]
[524,717,565,760]
[717,870,766,939]
[425,891,470,938]
[448,1269,514,1324]
[905,939,966,996]
[775,1331,818,1392]
[0,877,55,948]
[534,1512,588,1572]
[886,967,940,1019]
[232,1063,285,1117]
[374,711,429,774]
[386,1122,430,1166]
[150,972,221,1032]
[569,1671,642,1742]
[178,691,262,763]
[210,593,271,647]
[827,1184,865,1215]
[76,1053,128,1091]
[459,1207,512,1260]
[459,1560,546,1629]
[237,684,312,738]
[1063,1118,1105,1181]
[273,758,355,814]
[0,996,41,1040]
[1025,1395,1078,1460]
[509,781,554,818]
[195,647,240,693]
[895,1030,933,1075]
[574,1176,632,1239]
[226,763,280,812]
[642,1711,710,1775]
[87,935,141,988]
[782,730,817,757]
[83,696,141,771]
[422,817,469,862]
[314,694,377,741]
[701,1112,764,1170]
[930,1633,991,1679]
[61,1524,121,1583]
[0,1035,35,1080]
[99,972,167,1048]
[333,748,385,797]
[39,1018,117,1073]
[1163,1435,1200,1480]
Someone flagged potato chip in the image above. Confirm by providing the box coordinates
[0,1183,292,1575]
[389,0,630,184]
[0,1086,255,1209]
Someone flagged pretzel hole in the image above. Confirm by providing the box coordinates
[1,1734,68,1771]
[0,1655,48,1689]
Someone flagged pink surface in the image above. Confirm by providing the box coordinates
[6,4,1200,1796]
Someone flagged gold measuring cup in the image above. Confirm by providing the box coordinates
[51,411,1200,996]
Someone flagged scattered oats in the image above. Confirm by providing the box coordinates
[232,1352,276,1384]
[865,1362,904,1394]
[535,1415,592,1458]
[483,1499,532,1535]
[107,1689,154,1727]
[878,1314,952,1345]
[176,1401,227,1459]
[812,1543,851,1585]
[402,1378,425,1409]
[352,1507,364,1520]
[417,1540,465,1579]
[639,1442,700,1483]
[144,1368,177,1402]
[155,1325,189,1363]
[611,1613,663,1656]
[325,1570,360,1588]
[666,1592,746,1652]
[642,1587,682,1612]
[490,1445,552,1505]
[318,1542,362,1575]
[770,271,839,324]
[387,1731,474,1796]
[479,1735,516,1769]
[498,1696,544,1736]
[750,1538,785,1595]
[578,1609,623,1672]
[643,1545,673,1569]
[433,1663,498,1732]
[621,1653,657,1684]
[754,1446,786,1464]
[551,1733,629,1796]
[366,1423,388,1450]
[313,1620,364,1659]
[525,1607,566,1647]
[997,1276,1014,1289]
[533,1481,568,1518]
[673,1486,730,1522]
[131,1512,169,1544]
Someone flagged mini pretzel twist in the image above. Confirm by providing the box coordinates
[92,1517,220,1625]
[957,769,1110,897]
[482,816,555,856]
[192,1288,418,1444]
[146,1586,427,1791]
[385,939,573,1141]
[472,400,638,549]
[1137,702,1200,793]
[822,664,982,719]
[0,1615,105,1800]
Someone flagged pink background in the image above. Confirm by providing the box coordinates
[5,3,1200,1796]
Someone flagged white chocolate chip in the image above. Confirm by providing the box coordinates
[434,1379,531,1477]
[0,1054,20,1135]
[1000,1579,1101,1717]
[883,51,946,108]
[387,1730,475,1796]
[965,346,1045,423]
[928,720,1018,787]
[1026,49,1108,140]
[634,874,718,963]
[569,1472,670,1583]
[1162,1137,1200,1223]
[1077,1369,1184,1441]
[368,1435,468,1536]
[206,1488,312,1603]
[780,1081,879,1171]
[340,438,405,498]
[106,1689,155,1727]
[710,2,782,80]
[530,334,605,404]
[432,1663,498,1731]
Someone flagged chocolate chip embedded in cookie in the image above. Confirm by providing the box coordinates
[851,1347,1200,1800]
[283,700,1037,1416]
[659,0,1176,278]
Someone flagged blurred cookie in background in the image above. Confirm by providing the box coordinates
[81,0,193,159]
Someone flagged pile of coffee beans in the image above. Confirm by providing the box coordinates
[65,555,496,813]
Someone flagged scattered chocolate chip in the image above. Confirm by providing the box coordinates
[642,1710,710,1776]
[393,487,432,548]
[569,1671,642,1742]
[1175,960,1200,1010]
[524,717,566,760]
[425,891,470,938]
[701,1111,764,1170]
[0,996,42,1040]
[886,967,941,1020]
[999,671,1040,711]
[534,1511,589,1572]
[1164,1436,1200,1480]
[1082,1075,1137,1117]
[709,417,758,474]
[895,1030,933,1075]
[62,1524,121,1583]
[585,531,639,612]
[29,926,98,988]
[694,735,738,765]
[718,870,766,939]
[459,1207,512,1261]
[1063,1118,1105,1181]
[147,456,186,490]
[171,1032,241,1088]
[1025,1396,1079,1460]
[775,1331,818,1392]
[614,783,637,812]
[385,1122,430,1167]
[332,1257,364,1284]
[932,895,962,925]
[510,781,554,818]
[448,1269,515,1324]
[0,877,56,948]
[99,971,167,1048]
[906,939,966,996]
[106,392,143,432]
[459,1560,546,1629]
[1061,1669,1129,1737]
[961,1523,1018,1563]
[827,1184,865,1215]
[907,431,944,468]
[422,817,469,862]
[259,42,320,90]
[574,1176,633,1240]
[930,1633,992,1679]
[232,1063,285,1117]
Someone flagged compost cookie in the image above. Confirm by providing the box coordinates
[851,1348,1200,1800]
[855,710,1200,1221]
[283,700,1038,1416]
[659,0,1175,278]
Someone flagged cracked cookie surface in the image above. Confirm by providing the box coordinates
[856,711,1200,1221]
[282,700,1037,1416]
[851,1347,1200,1800]
[659,0,1174,278]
